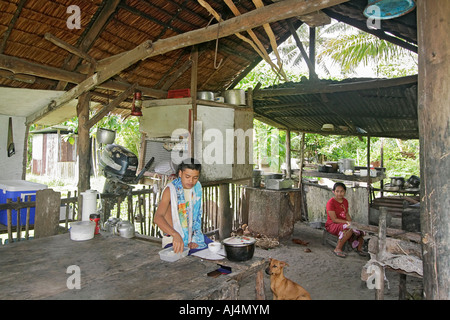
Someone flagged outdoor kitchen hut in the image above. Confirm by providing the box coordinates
[0,0,448,300]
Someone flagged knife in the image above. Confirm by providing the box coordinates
[7,117,15,157]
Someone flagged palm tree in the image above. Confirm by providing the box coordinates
[278,19,417,78]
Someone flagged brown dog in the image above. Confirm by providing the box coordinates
[265,258,312,300]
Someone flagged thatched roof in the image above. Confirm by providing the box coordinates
[0,0,418,137]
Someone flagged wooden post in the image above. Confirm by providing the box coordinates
[34,189,61,239]
[255,269,266,300]
[309,27,316,79]
[218,183,232,240]
[190,46,198,158]
[77,92,91,220]
[367,135,371,221]
[285,129,291,179]
[417,0,450,300]
[375,207,387,300]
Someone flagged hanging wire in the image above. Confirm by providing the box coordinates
[213,14,223,69]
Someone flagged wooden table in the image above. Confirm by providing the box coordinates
[0,233,266,300]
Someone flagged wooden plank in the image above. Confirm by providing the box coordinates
[350,221,421,243]
[34,189,61,239]
[0,234,265,300]
[26,0,349,125]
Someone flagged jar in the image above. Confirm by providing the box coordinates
[89,213,101,235]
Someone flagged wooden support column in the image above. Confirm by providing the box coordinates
[367,135,371,218]
[285,129,291,179]
[190,46,198,158]
[77,92,91,219]
[309,27,316,78]
[218,183,232,240]
[375,207,387,300]
[417,0,450,300]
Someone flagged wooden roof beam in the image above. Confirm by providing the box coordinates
[253,75,418,98]
[26,0,350,125]
[0,54,166,100]
[44,33,97,67]
[272,0,331,27]
[56,0,121,90]
[84,83,138,130]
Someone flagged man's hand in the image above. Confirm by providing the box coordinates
[188,242,199,250]
[172,233,185,253]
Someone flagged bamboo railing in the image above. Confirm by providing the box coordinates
[0,183,245,244]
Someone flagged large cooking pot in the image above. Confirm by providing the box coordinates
[338,159,355,173]
[223,236,256,262]
[224,89,246,105]
[197,91,214,101]
[97,128,116,144]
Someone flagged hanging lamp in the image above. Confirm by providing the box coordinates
[131,90,143,116]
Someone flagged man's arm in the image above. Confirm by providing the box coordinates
[154,188,184,253]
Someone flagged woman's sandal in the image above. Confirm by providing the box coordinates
[357,250,369,257]
[333,250,347,258]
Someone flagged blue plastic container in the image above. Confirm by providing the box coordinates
[0,180,47,226]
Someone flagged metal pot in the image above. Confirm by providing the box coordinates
[197,91,214,101]
[115,220,135,238]
[104,217,120,234]
[390,177,405,188]
[338,159,355,173]
[406,175,420,188]
[224,89,246,105]
[97,128,116,144]
[223,236,256,262]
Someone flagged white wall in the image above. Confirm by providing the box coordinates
[0,115,27,180]
[304,183,369,224]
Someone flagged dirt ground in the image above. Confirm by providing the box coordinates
[237,221,423,300]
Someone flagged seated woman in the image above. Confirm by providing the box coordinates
[325,182,367,258]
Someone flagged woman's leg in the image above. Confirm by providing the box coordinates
[335,228,353,253]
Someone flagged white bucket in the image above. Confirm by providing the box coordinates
[70,221,95,241]
[80,190,102,221]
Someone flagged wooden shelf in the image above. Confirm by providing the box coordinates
[301,170,385,183]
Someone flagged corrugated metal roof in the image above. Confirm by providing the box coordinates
[253,75,418,139]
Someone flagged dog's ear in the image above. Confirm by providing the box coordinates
[280,261,289,267]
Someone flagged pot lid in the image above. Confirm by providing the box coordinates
[223,236,256,246]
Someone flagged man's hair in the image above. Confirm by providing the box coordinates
[178,158,201,173]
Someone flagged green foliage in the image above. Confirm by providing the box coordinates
[60,114,141,156]
[235,20,419,179]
